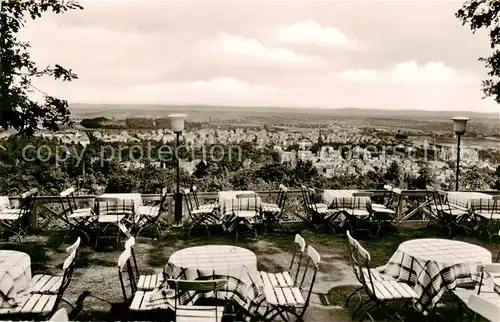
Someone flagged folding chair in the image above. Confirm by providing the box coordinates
[117,248,166,314]
[345,230,394,307]
[261,184,288,232]
[183,189,220,236]
[190,185,218,214]
[346,231,418,321]
[370,188,401,235]
[94,197,134,248]
[472,196,500,243]
[371,185,393,210]
[260,234,306,289]
[468,293,500,322]
[432,189,470,237]
[452,263,500,319]
[135,188,168,238]
[0,250,77,319]
[59,187,94,242]
[0,188,38,242]
[124,237,164,291]
[28,237,81,295]
[168,279,227,322]
[261,245,320,321]
[302,186,338,231]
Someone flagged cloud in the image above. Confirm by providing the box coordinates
[332,61,475,85]
[275,20,359,49]
[208,32,325,66]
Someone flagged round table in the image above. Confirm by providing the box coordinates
[0,250,32,296]
[383,238,492,314]
[164,245,260,306]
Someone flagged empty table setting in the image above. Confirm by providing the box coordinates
[160,245,261,307]
[381,238,492,314]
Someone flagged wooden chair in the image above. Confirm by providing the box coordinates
[168,279,227,322]
[347,231,418,321]
[301,186,338,231]
[260,234,306,289]
[117,248,165,314]
[261,184,288,232]
[370,188,401,235]
[0,188,38,242]
[135,188,168,238]
[0,250,77,319]
[59,187,94,242]
[183,189,220,236]
[124,237,164,291]
[345,231,394,307]
[452,263,500,319]
[472,196,500,243]
[190,185,218,214]
[261,245,321,322]
[431,188,470,237]
[370,185,394,210]
[28,237,81,294]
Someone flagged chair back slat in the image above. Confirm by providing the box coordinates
[66,237,81,254]
[296,245,321,309]
[124,236,139,277]
[118,248,137,303]
[290,234,306,285]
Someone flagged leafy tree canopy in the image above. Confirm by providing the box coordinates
[457,1,500,103]
[0,0,83,136]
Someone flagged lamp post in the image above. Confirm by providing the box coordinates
[169,113,187,226]
[451,116,470,191]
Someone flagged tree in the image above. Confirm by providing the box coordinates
[0,1,83,136]
[456,1,500,103]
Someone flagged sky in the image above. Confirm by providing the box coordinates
[19,0,500,113]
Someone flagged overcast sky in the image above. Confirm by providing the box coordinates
[20,0,499,113]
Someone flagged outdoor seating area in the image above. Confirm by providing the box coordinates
[0,187,500,321]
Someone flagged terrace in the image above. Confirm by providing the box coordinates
[0,188,499,321]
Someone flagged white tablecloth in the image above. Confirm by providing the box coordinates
[382,238,492,314]
[218,191,261,215]
[164,245,261,306]
[323,190,371,208]
[446,192,492,210]
[0,196,10,210]
[0,250,31,298]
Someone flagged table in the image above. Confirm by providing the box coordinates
[323,190,371,209]
[446,192,492,211]
[99,193,142,222]
[218,191,261,215]
[161,245,261,307]
[0,250,31,299]
[382,238,492,314]
[0,196,10,210]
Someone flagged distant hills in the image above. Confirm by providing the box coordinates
[70,103,499,121]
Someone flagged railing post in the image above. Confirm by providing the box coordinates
[29,200,38,229]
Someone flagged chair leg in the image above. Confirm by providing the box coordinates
[345,286,363,307]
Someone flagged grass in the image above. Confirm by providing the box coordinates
[0,222,498,321]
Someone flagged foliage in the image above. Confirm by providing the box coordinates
[0,0,83,136]
[383,161,401,187]
[456,1,500,103]
[80,117,109,129]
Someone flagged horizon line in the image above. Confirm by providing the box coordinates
[69,102,500,115]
